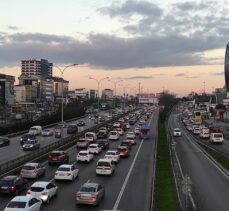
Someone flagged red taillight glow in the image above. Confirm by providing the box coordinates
[41,192,48,195]
[58,155,63,159]
[26,191,30,195]
[10,186,15,192]
[48,155,52,159]
[67,173,72,176]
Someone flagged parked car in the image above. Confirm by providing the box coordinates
[210,133,224,144]
[41,129,53,136]
[108,131,120,141]
[20,163,46,179]
[96,158,115,176]
[22,140,40,151]
[173,128,182,137]
[76,138,90,149]
[28,126,42,136]
[27,181,58,204]
[67,124,78,134]
[97,140,109,150]
[54,164,79,181]
[77,150,94,163]
[0,175,27,195]
[4,196,42,211]
[0,136,10,147]
[76,182,105,206]
[20,133,36,145]
[88,144,102,155]
[104,150,120,163]
[48,150,69,165]
[117,146,129,157]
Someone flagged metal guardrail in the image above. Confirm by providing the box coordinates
[0,111,132,177]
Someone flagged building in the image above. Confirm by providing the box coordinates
[53,77,69,99]
[40,78,54,102]
[21,58,53,77]
[14,85,37,103]
[0,74,15,105]
[73,88,98,99]
[102,89,113,99]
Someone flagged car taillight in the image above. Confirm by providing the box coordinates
[67,173,72,176]
[33,169,37,174]
[58,155,63,159]
[10,186,15,192]
[55,173,58,176]
[91,194,97,200]
[41,192,48,195]
[26,191,30,195]
[48,155,52,159]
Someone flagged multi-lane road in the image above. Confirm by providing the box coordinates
[169,111,229,211]
[0,109,158,211]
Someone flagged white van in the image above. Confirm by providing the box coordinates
[29,126,42,135]
[85,132,97,143]
[210,133,224,144]
[96,158,115,176]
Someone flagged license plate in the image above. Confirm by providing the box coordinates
[52,158,57,160]
[59,173,65,176]
[1,186,8,190]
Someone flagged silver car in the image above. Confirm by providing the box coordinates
[76,182,105,206]
[20,163,46,179]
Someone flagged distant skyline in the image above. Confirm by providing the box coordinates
[0,0,228,96]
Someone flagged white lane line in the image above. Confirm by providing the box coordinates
[113,139,144,210]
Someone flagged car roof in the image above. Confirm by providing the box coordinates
[2,175,18,180]
[106,150,117,153]
[58,164,72,168]
[11,195,34,202]
[79,150,90,153]
[31,181,50,187]
[82,182,98,188]
[24,163,39,167]
[98,158,112,162]
[89,144,98,146]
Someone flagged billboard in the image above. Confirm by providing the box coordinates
[139,97,158,104]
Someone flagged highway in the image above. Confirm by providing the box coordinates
[169,111,229,211]
[0,109,158,211]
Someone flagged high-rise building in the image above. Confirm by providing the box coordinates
[0,74,15,105]
[225,42,229,92]
[21,59,53,77]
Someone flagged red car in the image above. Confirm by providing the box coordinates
[117,146,129,157]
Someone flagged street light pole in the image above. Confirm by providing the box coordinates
[89,77,109,112]
[54,64,79,138]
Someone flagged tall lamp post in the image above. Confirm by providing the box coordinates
[54,64,79,137]
[89,76,109,111]
[108,79,123,108]
[119,84,130,109]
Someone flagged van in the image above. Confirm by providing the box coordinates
[210,133,224,144]
[29,126,42,135]
[96,159,115,176]
[85,132,97,142]
[67,124,78,134]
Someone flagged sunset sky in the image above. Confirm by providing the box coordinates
[0,0,228,96]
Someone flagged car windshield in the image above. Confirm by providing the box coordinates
[214,134,222,138]
[0,179,14,186]
[7,201,26,208]
[80,186,96,193]
[51,152,62,156]
[110,132,117,135]
[30,187,45,192]
[58,167,70,172]
[79,152,88,156]
[89,145,97,148]
[85,134,93,138]
[30,128,37,131]
[97,162,111,167]
[174,129,180,132]
[106,152,115,155]
[78,139,85,142]
[26,140,36,144]
[22,165,35,170]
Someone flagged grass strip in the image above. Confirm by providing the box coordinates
[206,148,229,170]
[154,122,180,211]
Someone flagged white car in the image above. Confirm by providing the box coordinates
[125,123,130,129]
[88,144,102,154]
[54,164,79,181]
[210,133,224,144]
[173,128,182,137]
[116,128,124,136]
[27,181,58,204]
[96,159,115,176]
[126,132,135,139]
[41,129,53,136]
[134,127,141,135]
[124,138,136,145]
[77,150,94,163]
[4,196,42,211]
[113,122,121,128]
[104,150,120,163]
[108,131,120,141]
[85,132,97,143]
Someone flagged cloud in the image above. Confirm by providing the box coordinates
[124,75,154,80]
[210,71,224,76]
[186,76,200,78]
[6,25,20,31]
[175,73,187,77]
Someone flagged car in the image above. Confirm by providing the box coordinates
[3,195,42,211]
[85,132,97,142]
[57,121,67,128]
[104,150,120,163]
[96,158,115,176]
[76,182,105,206]
[77,150,94,163]
[67,124,78,134]
[77,120,85,126]
[126,131,135,139]
[117,146,129,157]
[116,128,124,136]
[173,128,182,137]
[134,126,141,135]
[28,126,42,136]
[54,164,79,181]
[27,181,58,204]
[48,150,69,165]
[20,134,36,145]
[125,123,130,129]
[22,140,40,151]
[124,138,136,145]
[108,131,120,141]
[119,140,132,150]
[97,129,108,139]
[0,136,10,147]
[20,163,46,179]
[97,140,109,150]
[0,175,27,195]
[113,122,121,128]
[76,138,90,148]
[88,144,102,154]
[210,133,224,144]
[41,129,53,136]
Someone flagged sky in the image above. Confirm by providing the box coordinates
[0,0,228,96]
